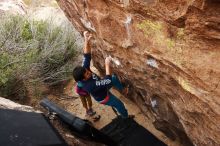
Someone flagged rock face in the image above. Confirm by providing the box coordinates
[56,0,220,146]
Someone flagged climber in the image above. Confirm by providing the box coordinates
[72,31,132,118]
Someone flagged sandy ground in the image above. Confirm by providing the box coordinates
[49,77,184,146]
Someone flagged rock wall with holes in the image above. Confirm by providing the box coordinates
[56,0,220,146]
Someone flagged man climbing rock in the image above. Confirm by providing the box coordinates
[72,31,132,118]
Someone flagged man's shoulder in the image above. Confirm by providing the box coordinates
[92,73,99,80]
[83,53,91,58]
[81,79,95,86]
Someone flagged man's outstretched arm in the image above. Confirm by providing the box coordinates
[105,56,112,76]
[83,31,92,54]
[92,57,113,90]
[82,31,92,69]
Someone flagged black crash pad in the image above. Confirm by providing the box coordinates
[0,108,67,146]
[101,117,167,146]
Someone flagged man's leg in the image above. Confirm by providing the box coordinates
[79,96,88,111]
[104,93,128,118]
[86,95,93,109]
[111,74,129,95]
[86,95,96,116]
[111,74,124,90]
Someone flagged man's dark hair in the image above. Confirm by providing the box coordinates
[73,66,86,82]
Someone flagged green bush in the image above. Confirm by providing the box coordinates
[22,21,33,40]
[0,14,79,98]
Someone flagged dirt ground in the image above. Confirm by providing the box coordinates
[45,78,183,146]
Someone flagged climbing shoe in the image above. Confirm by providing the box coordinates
[86,108,96,116]
[93,115,101,122]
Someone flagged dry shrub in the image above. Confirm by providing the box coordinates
[0,14,79,100]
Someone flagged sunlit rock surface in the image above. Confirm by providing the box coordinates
[56,0,220,146]
[0,97,36,112]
